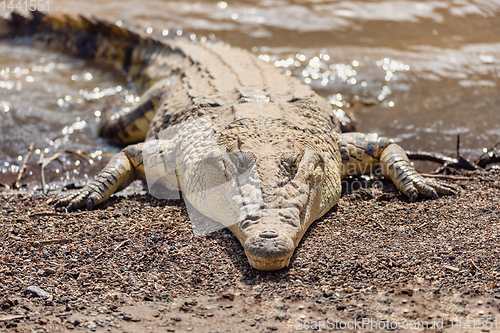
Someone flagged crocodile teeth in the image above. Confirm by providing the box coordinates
[248,257,291,271]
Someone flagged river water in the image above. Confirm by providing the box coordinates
[1,0,500,190]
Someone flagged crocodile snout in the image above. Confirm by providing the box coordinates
[243,228,295,271]
[258,230,279,239]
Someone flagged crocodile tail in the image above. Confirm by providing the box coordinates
[0,11,166,82]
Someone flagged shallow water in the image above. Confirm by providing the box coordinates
[1,0,500,190]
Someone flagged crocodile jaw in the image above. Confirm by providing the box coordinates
[248,257,291,271]
[236,212,314,271]
[242,229,304,271]
[240,224,297,271]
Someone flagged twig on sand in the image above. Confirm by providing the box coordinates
[39,238,70,244]
[443,265,460,273]
[28,211,67,218]
[469,259,483,272]
[38,151,46,194]
[94,251,105,260]
[475,142,500,168]
[406,151,458,165]
[0,314,25,322]
[406,135,473,173]
[414,221,429,231]
[406,150,476,173]
[38,152,62,195]
[11,142,34,188]
[64,149,92,163]
[406,136,500,173]
[114,239,130,251]
[421,173,469,181]
[31,238,71,245]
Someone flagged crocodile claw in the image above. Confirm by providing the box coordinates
[403,174,458,202]
[87,198,95,210]
[55,190,85,212]
[54,182,103,212]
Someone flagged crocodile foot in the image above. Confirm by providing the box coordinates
[380,144,458,201]
[401,174,457,202]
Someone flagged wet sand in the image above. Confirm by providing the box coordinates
[1,170,499,332]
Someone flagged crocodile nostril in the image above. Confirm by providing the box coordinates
[259,230,278,239]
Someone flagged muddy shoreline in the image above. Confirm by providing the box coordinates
[1,170,500,332]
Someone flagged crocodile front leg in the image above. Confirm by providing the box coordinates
[56,144,146,211]
[338,132,457,201]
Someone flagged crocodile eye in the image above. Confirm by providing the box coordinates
[228,152,255,173]
[283,153,302,173]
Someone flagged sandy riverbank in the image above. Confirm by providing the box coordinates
[1,170,499,332]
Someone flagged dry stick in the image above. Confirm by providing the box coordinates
[0,314,26,322]
[405,151,459,165]
[443,265,460,272]
[94,251,105,260]
[431,164,447,174]
[421,173,469,181]
[28,211,67,218]
[37,238,70,244]
[12,142,34,188]
[469,259,483,272]
[38,152,63,195]
[114,239,130,252]
[379,262,391,270]
[454,135,477,171]
[414,221,429,231]
[38,151,46,194]
[407,150,476,173]
[64,149,92,163]
[475,142,500,168]
[45,153,64,166]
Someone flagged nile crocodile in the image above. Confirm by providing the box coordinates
[1,12,456,271]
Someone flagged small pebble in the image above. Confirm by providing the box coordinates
[24,286,53,298]
[87,321,97,331]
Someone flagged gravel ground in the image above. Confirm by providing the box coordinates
[1,170,499,332]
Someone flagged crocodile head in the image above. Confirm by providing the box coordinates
[168,117,334,271]
[180,121,328,271]
[231,143,326,271]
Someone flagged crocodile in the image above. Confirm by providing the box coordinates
[1,12,456,271]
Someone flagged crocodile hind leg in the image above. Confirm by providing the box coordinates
[99,79,170,144]
[56,144,146,211]
[338,132,457,201]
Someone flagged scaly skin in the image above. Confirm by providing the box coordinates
[2,12,457,271]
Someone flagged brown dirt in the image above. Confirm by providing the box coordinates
[1,170,500,332]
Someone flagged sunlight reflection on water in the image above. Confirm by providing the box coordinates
[1,0,500,187]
